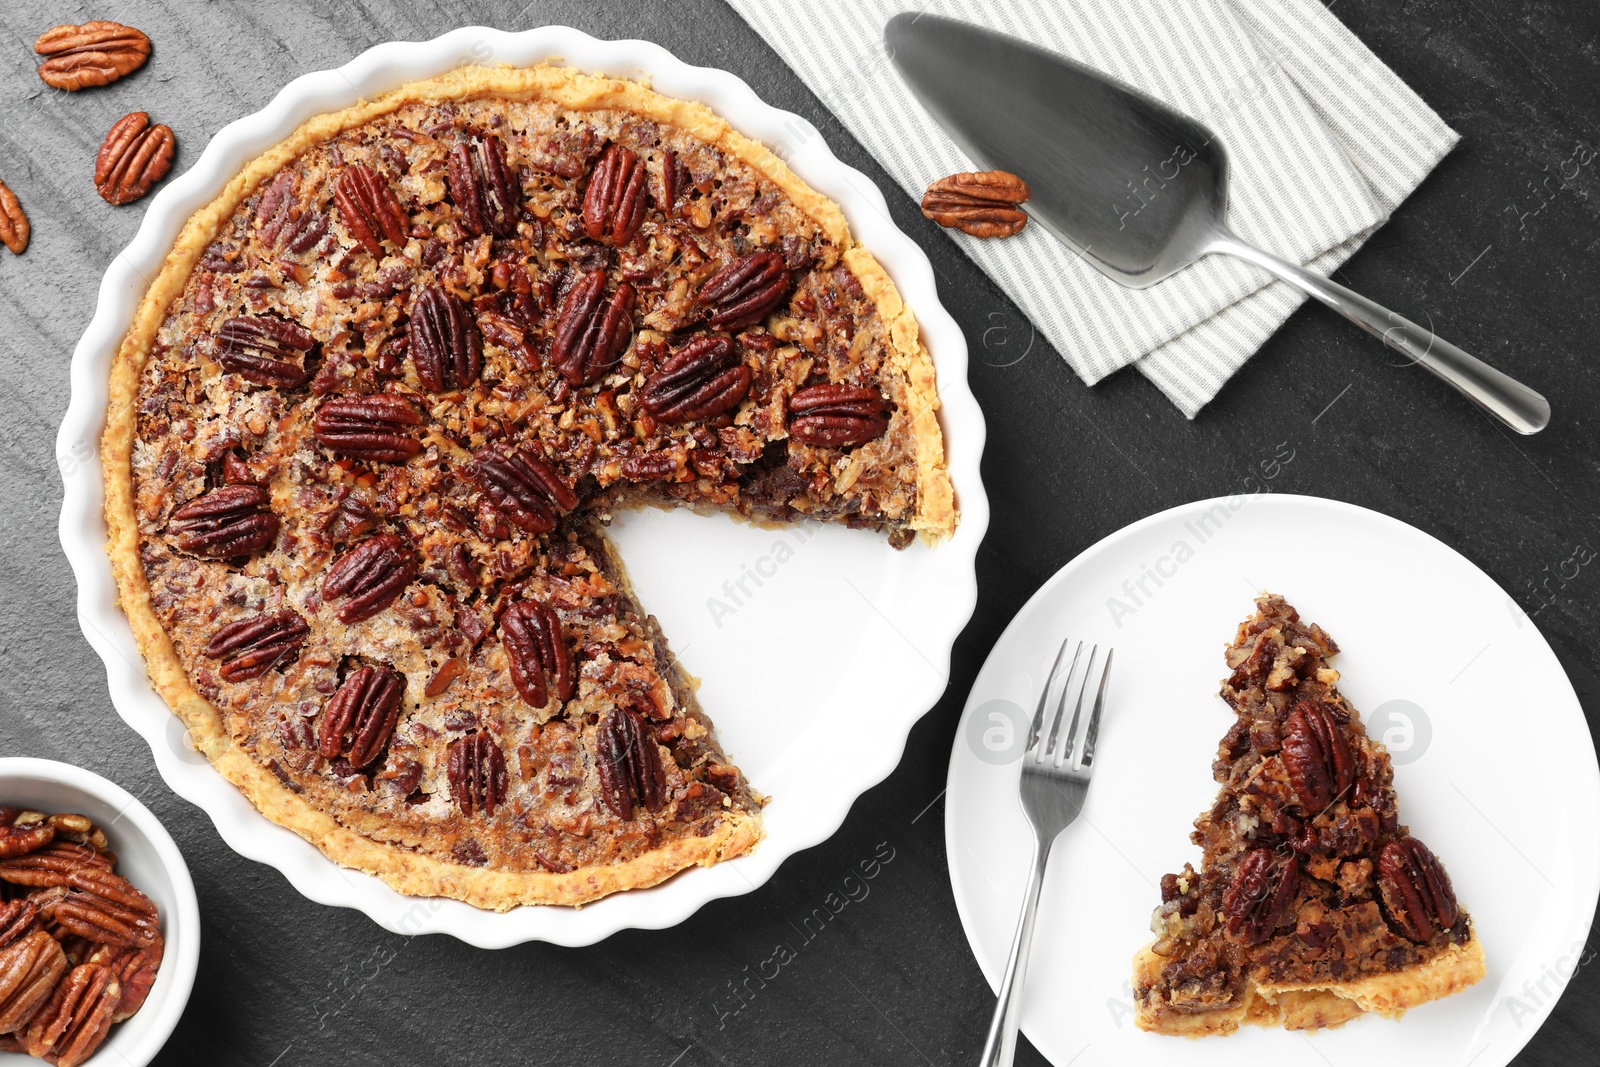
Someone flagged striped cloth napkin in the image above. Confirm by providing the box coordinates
[725,0,1459,416]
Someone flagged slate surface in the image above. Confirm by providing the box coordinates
[0,1,1595,1064]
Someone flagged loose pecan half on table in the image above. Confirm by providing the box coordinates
[34,21,151,91]
[921,169,1031,237]
[95,112,176,206]
[0,183,29,256]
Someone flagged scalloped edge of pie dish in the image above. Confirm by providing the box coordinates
[58,26,988,947]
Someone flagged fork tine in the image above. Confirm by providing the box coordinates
[1056,644,1095,767]
[1076,648,1114,770]
[1044,642,1083,761]
[1027,637,1073,752]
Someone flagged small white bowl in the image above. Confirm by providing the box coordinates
[0,758,198,1067]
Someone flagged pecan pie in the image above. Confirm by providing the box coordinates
[101,66,955,908]
[1132,596,1484,1034]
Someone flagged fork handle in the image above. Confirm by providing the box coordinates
[979,834,1053,1067]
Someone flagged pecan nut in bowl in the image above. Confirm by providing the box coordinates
[0,931,68,1034]
[34,21,151,91]
[87,938,164,1022]
[94,113,176,206]
[22,962,120,1067]
[86,940,163,1023]
[0,812,54,859]
[0,851,159,950]
[43,878,160,950]
[0,840,113,886]
[0,899,39,950]
[45,813,111,855]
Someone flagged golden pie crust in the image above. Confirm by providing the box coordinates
[1133,936,1486,1034]
[101,65,954,908]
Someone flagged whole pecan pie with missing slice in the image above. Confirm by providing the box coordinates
[1133,595,1484,1033]
[101,66,955,909]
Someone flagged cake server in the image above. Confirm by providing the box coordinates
[885,12,1549,434]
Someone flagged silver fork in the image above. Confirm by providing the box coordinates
[979,640,1114,1067]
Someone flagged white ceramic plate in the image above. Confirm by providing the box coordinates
[0,758,200,1067]
[55,26,987,948]
[946,494,1597,1067]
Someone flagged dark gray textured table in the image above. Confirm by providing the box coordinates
[2,2,1596,1064]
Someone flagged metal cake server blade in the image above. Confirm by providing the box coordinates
[886,12,1549,434]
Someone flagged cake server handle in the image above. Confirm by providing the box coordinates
[1207,229,1550,434]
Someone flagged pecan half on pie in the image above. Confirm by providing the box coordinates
[101,66,954,909]
[1132,596,1485,1034]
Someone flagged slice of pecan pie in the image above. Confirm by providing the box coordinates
[1133,595,1484,1034]
[101,65,955,908]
